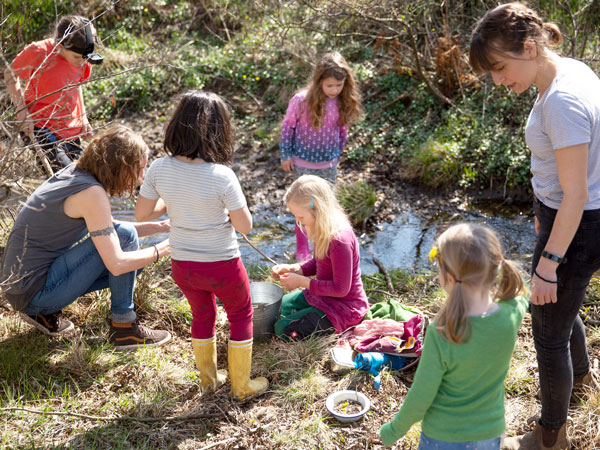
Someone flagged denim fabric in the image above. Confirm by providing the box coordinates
[418,432,501,450]
[34,127,82,171]
[531,197,600,428]
[22,223,139,321]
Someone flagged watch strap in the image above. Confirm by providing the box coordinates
[541,250,567,264]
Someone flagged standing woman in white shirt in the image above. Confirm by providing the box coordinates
[469,3,600,449]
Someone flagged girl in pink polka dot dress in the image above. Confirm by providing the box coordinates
[279,52,362,261]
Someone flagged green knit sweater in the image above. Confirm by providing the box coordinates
[380,295,529,445]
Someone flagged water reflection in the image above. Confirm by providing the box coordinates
[113,198,536,276]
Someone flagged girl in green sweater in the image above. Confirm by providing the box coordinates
[380,223,529,449]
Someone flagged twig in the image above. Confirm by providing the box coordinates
[20,134,53,178]
[372,257,394,294]
[365,288,396,298]
[0,407,225,423]
[199,438,237,450]
[241,234,278,265]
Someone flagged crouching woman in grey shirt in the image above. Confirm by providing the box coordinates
[1,125,171,350]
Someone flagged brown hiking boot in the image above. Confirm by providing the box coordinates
[502,416,568,450]
[19,311,75,336]
[109,320,171,350]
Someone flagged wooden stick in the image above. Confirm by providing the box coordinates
[241,234,278,265]
[0,406,225,423]
[373,257,395,294]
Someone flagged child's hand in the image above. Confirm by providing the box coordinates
[281,159,294,173]
[279,272,309,290]
[271,263,302,280]
[80,122,93,140]
[272,263,293,280]
[379,423,400,446]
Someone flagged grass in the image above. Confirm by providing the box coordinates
[2,262,600,449]
[336,181,377,229]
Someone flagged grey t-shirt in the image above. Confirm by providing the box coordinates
[526,57,600,209]
[1,164,101,311]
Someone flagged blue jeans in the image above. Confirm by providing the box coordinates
[34,127,82,171]
[531,197,600,429]
[418,432,501,449]
[22,223,139,322]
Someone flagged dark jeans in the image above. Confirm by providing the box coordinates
[532,197,600,429]
[34,127,82,171]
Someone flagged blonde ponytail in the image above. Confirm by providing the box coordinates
[436,282,472,344]
[431,223,527,345]
[496,259,528,300]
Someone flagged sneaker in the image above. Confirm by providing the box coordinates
[109,320,171,350]
[19,311,75,336]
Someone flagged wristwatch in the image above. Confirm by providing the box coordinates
[541,250,567,264]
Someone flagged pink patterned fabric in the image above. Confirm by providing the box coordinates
[280,90,349,163]
[344,316,426,355]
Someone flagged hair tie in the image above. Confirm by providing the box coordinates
[309,196,315,208]
[455,279,462,284]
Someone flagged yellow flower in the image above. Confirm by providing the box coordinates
[242,74,247,79]
[429,246,439,263]
[144,7,148,12]
[255,76,260,81]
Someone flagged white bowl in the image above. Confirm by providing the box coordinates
[325,390,371,423]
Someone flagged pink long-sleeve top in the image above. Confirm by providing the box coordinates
[279,90,349,163]
[299,227,369,333]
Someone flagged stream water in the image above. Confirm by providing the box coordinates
[112,197,537,275]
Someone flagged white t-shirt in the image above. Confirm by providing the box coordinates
[140,157,247,262]
[526,57,600,210]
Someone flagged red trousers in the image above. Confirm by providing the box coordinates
[171,257,253,341]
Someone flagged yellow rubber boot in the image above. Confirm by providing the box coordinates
[192,336,227,391]
[228,338,269,400]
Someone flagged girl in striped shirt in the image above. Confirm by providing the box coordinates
[279,52,362,261]
[136,91,268,400]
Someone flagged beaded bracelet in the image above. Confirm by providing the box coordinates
[533,269,557,284]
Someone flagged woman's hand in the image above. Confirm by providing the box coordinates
[279,272,310,291]
[155,238,171,259]
[271,263,302,280]
[531,258,558,305]
[152,219,170,234]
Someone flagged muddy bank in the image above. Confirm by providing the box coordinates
[119,112,536,275]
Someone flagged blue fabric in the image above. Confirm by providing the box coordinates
[34,127,82,169]
[418,432,501,450]
[22,223,139,322]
